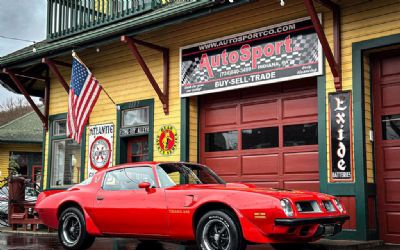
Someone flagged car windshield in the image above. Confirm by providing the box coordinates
[156,163,225,188]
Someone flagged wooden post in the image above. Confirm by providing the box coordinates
[304,0,342,91]
[42,58,70,93]
[3,68,47,126]
[121,35,169,114]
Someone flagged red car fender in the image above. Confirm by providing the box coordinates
[230,206,271,243]
[82,207,103,236]
[189,196,270,244]
[57,194,103,236]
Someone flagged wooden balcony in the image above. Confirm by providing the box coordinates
[47,0,170,40]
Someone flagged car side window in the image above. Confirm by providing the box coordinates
[103,167,156,191]
[124,167,156,188]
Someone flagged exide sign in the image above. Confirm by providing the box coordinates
[180,16,323,97]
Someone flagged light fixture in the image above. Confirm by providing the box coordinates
[280,0,285,6]
[96,47,100,53]
[32,42,37,53]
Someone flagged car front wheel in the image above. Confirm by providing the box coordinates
[196,210,246,250]
[58,207,95,250]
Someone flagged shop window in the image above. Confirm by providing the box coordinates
[283,123,318,147]
[122,107,149,127]
[9,152,42,177]
[49,118,83,188]
[53,119,67,136]
[382,114,400,140]
[51,139,81,187]
[242,127,279,149]
[205,131,238,152]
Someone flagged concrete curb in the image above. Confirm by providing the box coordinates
[0,227,57,236]
[312,239,385,250]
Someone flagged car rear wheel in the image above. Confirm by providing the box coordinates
[196,210,246,250]
[58,207,95,250]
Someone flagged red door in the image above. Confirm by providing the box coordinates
[200,79,319,191]
[127,136,149,162]
[372,53,400,243]
[93,167,168,235]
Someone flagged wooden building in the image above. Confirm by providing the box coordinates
[0,0,399,243]
[0,110,43,185]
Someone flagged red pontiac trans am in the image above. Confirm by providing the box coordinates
[35,162,349,250]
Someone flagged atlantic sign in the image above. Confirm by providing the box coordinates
[180,16,323,97]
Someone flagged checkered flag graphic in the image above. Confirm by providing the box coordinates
[181,33,320,85]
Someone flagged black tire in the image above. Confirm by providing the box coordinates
[58,207,95,250]
[196,210,246,250]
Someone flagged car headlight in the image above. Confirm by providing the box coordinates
[333,198,344,213]
[280,199,294,217]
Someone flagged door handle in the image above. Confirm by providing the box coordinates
[96,196,104,200]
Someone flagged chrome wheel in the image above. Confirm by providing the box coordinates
[62,213,81,246]
[202,219,231,250]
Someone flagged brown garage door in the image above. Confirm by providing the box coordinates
[372,53,400,243]
[200,79,319,191]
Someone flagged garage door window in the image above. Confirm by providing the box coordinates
[283,123,318,147]
[382,114,400,140]
[205,131,238,152]
[242,127,279,149]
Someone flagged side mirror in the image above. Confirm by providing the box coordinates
[138,182,151,191]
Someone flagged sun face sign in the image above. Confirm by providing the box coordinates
[156,125,178,155]
[90,136,112,170]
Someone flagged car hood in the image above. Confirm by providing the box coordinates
[166,183,332,200]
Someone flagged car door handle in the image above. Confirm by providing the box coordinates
[96,196,104,200]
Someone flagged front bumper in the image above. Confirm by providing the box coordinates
[275,215,349,226]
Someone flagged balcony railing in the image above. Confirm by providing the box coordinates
[47,0,167,40]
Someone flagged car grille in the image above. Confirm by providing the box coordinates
[323,200,336,212]
[295,201,321,213]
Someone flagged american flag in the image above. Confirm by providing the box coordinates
[67,55,102,143]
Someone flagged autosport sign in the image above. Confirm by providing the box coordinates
[87,124,114,178]
[180,16,323,97]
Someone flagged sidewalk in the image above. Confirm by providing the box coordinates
[0,226,56,236]
[0,227,398,250]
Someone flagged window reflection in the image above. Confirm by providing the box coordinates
[122,107,149,127]
[283,123,318,147]
[242,127,279,149]
[382,114,400,140]
[205,131,238,152]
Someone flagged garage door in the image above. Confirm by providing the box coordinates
[372,53,400,243]
[200,79,319,191]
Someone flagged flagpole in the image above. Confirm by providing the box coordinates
[101,86,116,105]
[72,51,117,106]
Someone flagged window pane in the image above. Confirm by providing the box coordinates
[9,152,29,175]
[122,107,149,127]
[242,127,278,149]
[51,139,81,187]
[125,167,156,187]
[284,123,318,147]
[382,114,400,140]
[205,131,238,152]
[53,120,66,136]
[103,167,156,191]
